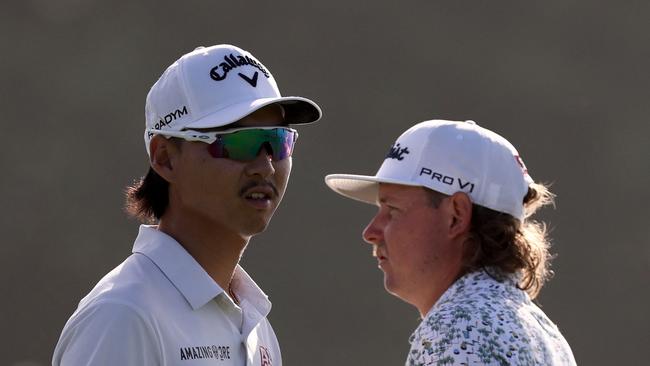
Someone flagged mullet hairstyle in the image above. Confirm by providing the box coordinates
[124,138,182,223]
[427,183,555,299]
[124,167,169,224]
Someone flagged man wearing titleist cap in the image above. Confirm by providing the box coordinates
[325,120,576,365]
[53,44,321,365]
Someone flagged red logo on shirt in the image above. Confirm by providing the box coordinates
[260,346,273,366]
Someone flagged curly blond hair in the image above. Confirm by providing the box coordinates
[428,183,555,299]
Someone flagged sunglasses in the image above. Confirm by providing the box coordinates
[147,126,298,161]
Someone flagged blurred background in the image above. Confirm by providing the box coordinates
[1,0,648,365]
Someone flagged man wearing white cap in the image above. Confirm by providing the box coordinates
[325,120,576,365]
[53,44,321,365]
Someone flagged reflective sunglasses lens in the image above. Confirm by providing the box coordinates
[269,129,295,161]
[207,128,296,161]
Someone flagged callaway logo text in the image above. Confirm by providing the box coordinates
[386,143,410,161]
[148,106,188,138]
[419,167,476,193]
[179,345,230,361]
[210,53,270,81]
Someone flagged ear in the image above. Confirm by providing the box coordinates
[446,192,473,238]
[149,135,179,184]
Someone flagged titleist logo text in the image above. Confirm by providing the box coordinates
[386,143,410,161]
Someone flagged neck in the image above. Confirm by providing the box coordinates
[415,290,443,318]
[157,211,250,292]
[414,267,466,318]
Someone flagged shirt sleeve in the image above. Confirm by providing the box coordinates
[53,301,161,366]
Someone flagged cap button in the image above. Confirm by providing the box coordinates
[465,120,477,125]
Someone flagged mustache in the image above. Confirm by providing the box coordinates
[239,180,279,197]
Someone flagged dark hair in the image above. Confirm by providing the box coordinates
[124,167,170,223]
[427,183,555,299]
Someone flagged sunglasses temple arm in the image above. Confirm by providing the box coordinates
[146,129,217,143]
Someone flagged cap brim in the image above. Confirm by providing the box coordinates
[324,174,423,205]
[185,96,322,129]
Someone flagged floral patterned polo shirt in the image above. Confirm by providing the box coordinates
[407,269,576,366]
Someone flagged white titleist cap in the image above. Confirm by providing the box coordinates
[144,44,322,155]
[325,120,534,220]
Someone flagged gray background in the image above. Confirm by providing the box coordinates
[1,0,648,365]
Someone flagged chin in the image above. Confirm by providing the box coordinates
[242,219,271,237]
[384,274,410,301]
[383,275,400,297]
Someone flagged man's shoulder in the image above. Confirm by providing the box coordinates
[418,270,526,335]
[57,253,172,347]
[409,271,576,366]
[53,283,163,365]
[77,252,170,313]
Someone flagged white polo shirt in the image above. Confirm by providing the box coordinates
[53,225,281,366]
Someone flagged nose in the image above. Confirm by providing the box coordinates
[362,212,384,245]
[245,146,275,178]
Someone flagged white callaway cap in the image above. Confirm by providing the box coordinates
[144,44,322,155]
[325,120,534,220]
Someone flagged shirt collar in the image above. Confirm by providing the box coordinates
[132,225,271,313]
[133,225,221,310]
[231,265,272,318]
[428,268,522,315]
